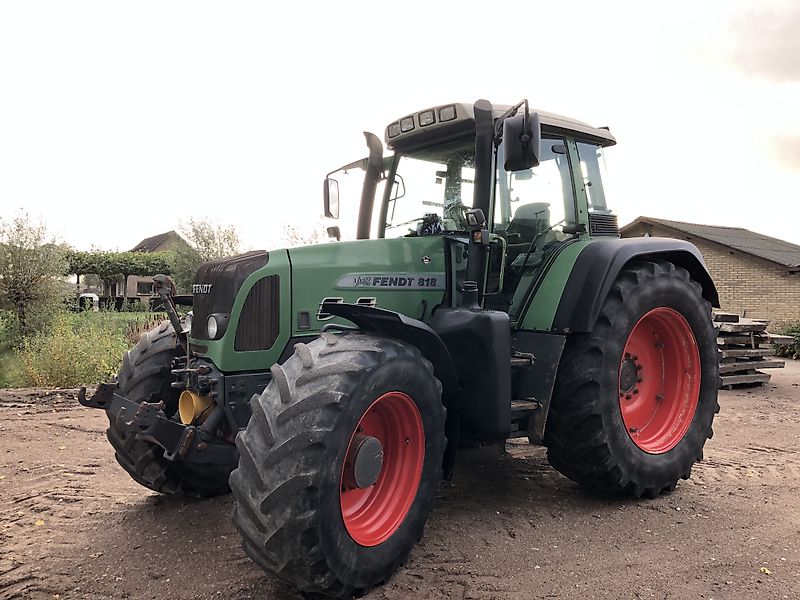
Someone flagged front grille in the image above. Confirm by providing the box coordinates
[235,275,280,351]
[191,251,269,340]
[589,212,620,236]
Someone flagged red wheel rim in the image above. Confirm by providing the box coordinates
[340,391,424,547]
[618,307,701,454]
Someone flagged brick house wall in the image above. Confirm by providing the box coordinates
[622,223,800,328]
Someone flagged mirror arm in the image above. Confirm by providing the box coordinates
[493,98,529,140]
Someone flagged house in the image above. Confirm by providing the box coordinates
[621,217,800,328]
[127,230,186,304]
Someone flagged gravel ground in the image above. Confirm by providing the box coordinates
[1,360,799,600]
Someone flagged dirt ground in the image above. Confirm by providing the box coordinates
[1,362,799,600]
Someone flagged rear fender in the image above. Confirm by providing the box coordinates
[552,238,720,333]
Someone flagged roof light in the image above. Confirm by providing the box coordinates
[387,122,401,138]
[438,105,457,122]
[400,116,415,132]
[418,110,435,127]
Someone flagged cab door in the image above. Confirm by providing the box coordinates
[485,135,578,322]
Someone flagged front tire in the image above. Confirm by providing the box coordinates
[230,333,445,598]
[106,321,233,497]
[544,260,719,498]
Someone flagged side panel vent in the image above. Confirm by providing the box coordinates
[589,213,620,237]
[234,275,280,351]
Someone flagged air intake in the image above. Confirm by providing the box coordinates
[234,275,280,351]
[588,213,620,237]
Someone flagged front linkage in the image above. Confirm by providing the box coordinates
[78,274,265,480]
[78,384,235,464]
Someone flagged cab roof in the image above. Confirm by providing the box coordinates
[385,102,616,151]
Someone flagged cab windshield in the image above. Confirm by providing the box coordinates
[382,141,475,238]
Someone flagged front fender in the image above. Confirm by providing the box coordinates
[322,302,460,477]
[322,302,457,402]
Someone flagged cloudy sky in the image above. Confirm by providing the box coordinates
[1,0,798,250]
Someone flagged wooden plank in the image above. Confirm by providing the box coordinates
[720,347,774,358]
[717,333,768,347]
[719,360,785,374]
[719,322,768,333]
[768,334,796,345]
[713,311,740,323]
[720,372,772,386]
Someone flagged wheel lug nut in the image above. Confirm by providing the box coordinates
[633,389,639,395]
[637,378,643,383]
[625,394,632,400]
[655,394,664,401]
[629,427,639,433]
[624,352,631,359]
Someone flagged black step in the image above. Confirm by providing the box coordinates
[510,399,539,413]
[510,352,534,368]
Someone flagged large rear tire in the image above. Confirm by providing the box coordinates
[230,332,445,598]
[544,260,719,498]
[107,321,233,498]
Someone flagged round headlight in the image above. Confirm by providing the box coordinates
[207,315,219,339]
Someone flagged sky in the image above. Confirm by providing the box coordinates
[1,0,799,251]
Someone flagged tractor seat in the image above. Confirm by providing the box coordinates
[504,202,551,267]
[507,202,551,243]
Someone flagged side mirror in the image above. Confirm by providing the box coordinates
[326,226,341,241]
[502,112,541,172]
[323,178,339,219]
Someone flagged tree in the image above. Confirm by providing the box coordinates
[0,214,68,340]
[65,250,173,305]
[170,218,242,292]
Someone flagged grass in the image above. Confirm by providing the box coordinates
[1,310,168,388]
[0,347,22,387]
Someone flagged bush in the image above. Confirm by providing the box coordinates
[0,310,23,387]
[775,323,800,360]
[13,311,168,388]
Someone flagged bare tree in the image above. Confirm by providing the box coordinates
[281,223,327,248]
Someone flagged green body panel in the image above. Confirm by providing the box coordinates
[288,236,446,336]
[190,237,446,373]
[189,250,293,373]
[517,240,592,331]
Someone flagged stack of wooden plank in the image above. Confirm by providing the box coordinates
[714,311,787,388]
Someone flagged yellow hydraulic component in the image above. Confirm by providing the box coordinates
[178,390,215,424]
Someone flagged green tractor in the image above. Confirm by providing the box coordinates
[80,99,720,597]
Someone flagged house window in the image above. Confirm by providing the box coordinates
[137,282,154,295]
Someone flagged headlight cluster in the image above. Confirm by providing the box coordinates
[387,104,458,139]
[207,315,219,339]
[206,313,230,340]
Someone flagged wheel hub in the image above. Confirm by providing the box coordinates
[339,391,425,547]
[345,434,384,489]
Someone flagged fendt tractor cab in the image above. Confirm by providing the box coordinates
[80,99,720,598]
